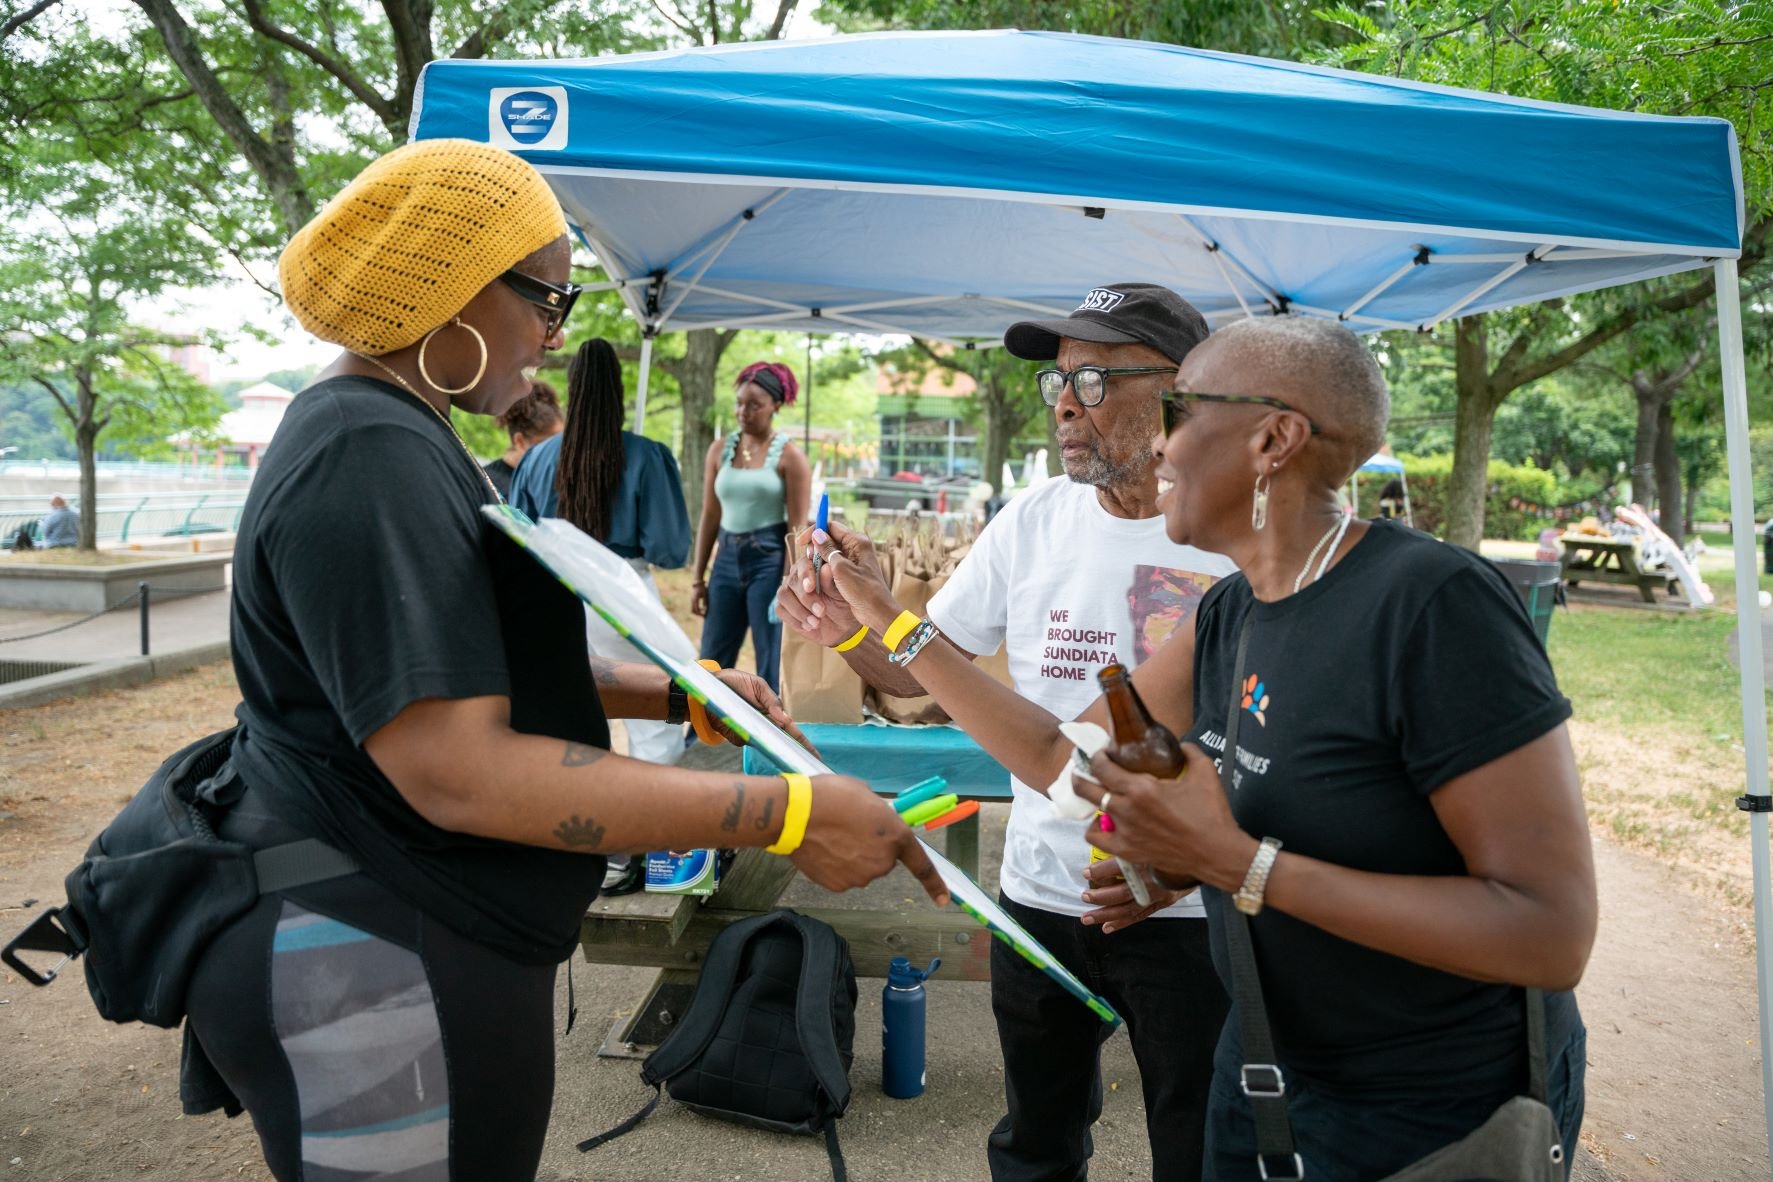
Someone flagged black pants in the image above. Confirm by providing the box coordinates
[988,894,1228,1182]
[185,795,558,1181]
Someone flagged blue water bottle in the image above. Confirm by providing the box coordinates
[882,955,940,1099]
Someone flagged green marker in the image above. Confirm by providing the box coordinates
[900,794,959,828]
[892,776,950,814]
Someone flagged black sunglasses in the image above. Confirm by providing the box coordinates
[1035,366,1175,408]
[1160,390,1323,436]
[499,269,581,337]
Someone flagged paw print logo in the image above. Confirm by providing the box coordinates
[1241,674,1268,727]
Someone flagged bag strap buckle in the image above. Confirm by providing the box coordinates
[1258,1151,1305,1181]
[2,907,85,987]
[1240,1062,1287,1099]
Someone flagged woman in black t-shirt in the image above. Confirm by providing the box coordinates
[1073,317,1595,1180]
[185,140,946,1182]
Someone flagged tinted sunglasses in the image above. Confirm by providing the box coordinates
[1160,390,1323,436]
[499,270,581,337]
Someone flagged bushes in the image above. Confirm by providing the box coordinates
[1377,455,1559,541]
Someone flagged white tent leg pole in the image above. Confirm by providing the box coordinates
[635,334,655,428]
[1714,257,1773,1167]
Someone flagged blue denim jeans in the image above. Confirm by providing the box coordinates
[699,523,787,694]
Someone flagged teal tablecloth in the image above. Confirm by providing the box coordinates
[741,723,1013,799]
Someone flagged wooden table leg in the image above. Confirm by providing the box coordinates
[944,811,981,881]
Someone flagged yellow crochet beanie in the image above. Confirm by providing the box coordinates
[279,139,568,356]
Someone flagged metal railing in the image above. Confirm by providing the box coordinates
[0,460,254,482]
[0,578,230,655]
[1,494,247,547]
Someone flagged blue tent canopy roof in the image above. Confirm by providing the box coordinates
[410,30,1744,339]
[1360,454,1406,475]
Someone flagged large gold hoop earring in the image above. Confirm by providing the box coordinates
[416,318,488,396]
[1251,470,1272,532]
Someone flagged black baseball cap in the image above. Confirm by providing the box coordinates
[1004,283,1209,364]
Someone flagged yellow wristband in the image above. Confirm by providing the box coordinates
[766,772,813,855]
[881,610,921,652]
[833,624,869,652]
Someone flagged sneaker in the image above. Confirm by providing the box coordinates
[601,856,645,897]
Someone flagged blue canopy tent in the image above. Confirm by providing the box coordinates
[411,30,1768,1157]
[1353,452,1411,526]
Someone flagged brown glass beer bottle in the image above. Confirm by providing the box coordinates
[1097,663,1185,777]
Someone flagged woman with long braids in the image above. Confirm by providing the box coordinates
[176,142,944,1181]
[692,360,810,693]
[511,338,692,783]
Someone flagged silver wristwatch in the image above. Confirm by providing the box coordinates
[1233,837,1283,916]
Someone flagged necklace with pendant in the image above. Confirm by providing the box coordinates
[739,432,772,466]
[354,353,503,503]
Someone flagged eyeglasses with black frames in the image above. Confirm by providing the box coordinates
[499,270,582,338]
[1160,390,1323,436]
[1034,366,1176,408]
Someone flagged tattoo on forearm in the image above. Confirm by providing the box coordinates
[588,658,621,687]
[753,796,775,832]
[721,782,745,833]
[555,814,607,849]
[562,741,606,767]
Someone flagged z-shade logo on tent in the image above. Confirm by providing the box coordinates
[488,86,568,151]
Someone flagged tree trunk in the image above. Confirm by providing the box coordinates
[1654,400,1683,548]
[75,373,99,552]
[980,384,1011,496]
[1630,373,1660,509]
[1445,317,1499,551]
[673,328,736,516]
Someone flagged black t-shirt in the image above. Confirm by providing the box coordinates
[1188,520,1577,1097]
[228,375,608,965]
[482,456,516,499]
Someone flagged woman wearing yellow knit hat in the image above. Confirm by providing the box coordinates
[179,139,946,1181]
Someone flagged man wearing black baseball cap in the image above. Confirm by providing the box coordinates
[779,282,1233,1181]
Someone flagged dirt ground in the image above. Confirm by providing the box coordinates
[2,664,1771,1180]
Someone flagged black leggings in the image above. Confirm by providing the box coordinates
[185,797,558,1182]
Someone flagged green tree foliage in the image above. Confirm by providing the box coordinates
[1320,0,1773,546]
[817,0,1343,57]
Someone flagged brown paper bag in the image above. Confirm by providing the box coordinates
[866,524,1014,724]
[777,533,866,724]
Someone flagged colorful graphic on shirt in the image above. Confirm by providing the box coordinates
[1242,674,1269,727]
[1125,566,1218,665]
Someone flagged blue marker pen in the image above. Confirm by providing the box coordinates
[812,493,830,581]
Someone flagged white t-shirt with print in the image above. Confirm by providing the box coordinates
[927,477,1237,920]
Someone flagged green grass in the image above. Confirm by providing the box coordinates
[1547,603,1746,736]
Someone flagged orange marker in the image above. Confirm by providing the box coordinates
[921,800,980,831]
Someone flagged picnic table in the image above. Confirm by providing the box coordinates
[579,724,1013,1056]
[1559,534,1668,603]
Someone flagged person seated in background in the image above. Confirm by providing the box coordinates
[482,379,563,498]
[39,494,77,548]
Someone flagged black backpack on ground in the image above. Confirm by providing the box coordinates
[580,908,858,1180]
[1,727,357,1027]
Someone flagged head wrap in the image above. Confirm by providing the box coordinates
[279,139,567,356]
[736,361,799,405]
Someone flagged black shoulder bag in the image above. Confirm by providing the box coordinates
[1217,612,1567,1182]
[3,726,358,1028]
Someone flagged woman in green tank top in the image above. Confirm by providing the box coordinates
[692,361,810,693]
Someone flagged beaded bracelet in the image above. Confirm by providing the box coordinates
[887,619,939,666]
